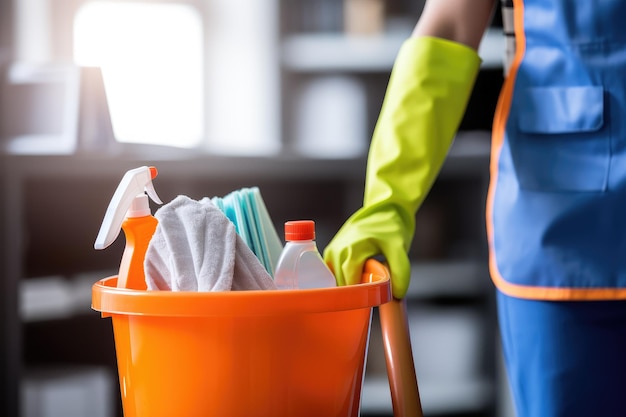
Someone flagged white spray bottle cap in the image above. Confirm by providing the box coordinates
[94,166,163,250]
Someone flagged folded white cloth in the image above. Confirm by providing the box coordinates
[144,195,276,291]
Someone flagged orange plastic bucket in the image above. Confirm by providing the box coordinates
[92,260,393,417]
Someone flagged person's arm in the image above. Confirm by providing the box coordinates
[323,0,496,299]
[413,0,496,49]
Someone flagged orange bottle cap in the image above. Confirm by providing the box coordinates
[285,220,315,241]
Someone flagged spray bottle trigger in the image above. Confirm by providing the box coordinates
[145,180,163,205]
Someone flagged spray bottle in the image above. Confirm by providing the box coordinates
[95,166,163,289]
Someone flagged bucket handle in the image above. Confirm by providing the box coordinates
[363,259,423,417]
[380,298,423,417]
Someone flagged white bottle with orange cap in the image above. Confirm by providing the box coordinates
[273,220,337,290]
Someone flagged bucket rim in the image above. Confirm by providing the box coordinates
[92,260,392,317]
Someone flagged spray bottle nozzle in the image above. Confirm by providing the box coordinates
[94,166,163,250]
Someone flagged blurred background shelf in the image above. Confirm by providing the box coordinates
[19,271,113,323]
[22,366,115,417]
[282,28,504,73]
[0,130,490,179]
[361,376,494,416]
[407,260,491,300]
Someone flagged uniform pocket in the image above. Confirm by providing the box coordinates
[511,86,609,192]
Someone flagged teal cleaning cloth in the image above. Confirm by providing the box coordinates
[144,195,276,291]
[212,187,283,276]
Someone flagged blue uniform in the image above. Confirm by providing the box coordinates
[489,0,626,415]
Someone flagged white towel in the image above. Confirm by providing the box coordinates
[145,195,276,291]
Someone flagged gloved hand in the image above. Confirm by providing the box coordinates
[323,36,481,299]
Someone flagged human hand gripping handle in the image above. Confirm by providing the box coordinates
[323,36,481,299]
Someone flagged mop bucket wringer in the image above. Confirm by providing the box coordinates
[92,259,422,417]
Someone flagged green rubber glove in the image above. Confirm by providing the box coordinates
[323,36,481,299]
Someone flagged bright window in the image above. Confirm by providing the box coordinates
[73,2,204,148]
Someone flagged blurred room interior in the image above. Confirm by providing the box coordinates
[0,1,513,416]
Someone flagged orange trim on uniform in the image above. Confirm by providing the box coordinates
[492,275,626,300]
[485,0,626,301]
[486,0,525,297]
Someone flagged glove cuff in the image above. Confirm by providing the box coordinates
[393,36,482,89]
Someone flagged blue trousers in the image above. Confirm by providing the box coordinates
[497,290,626,417]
